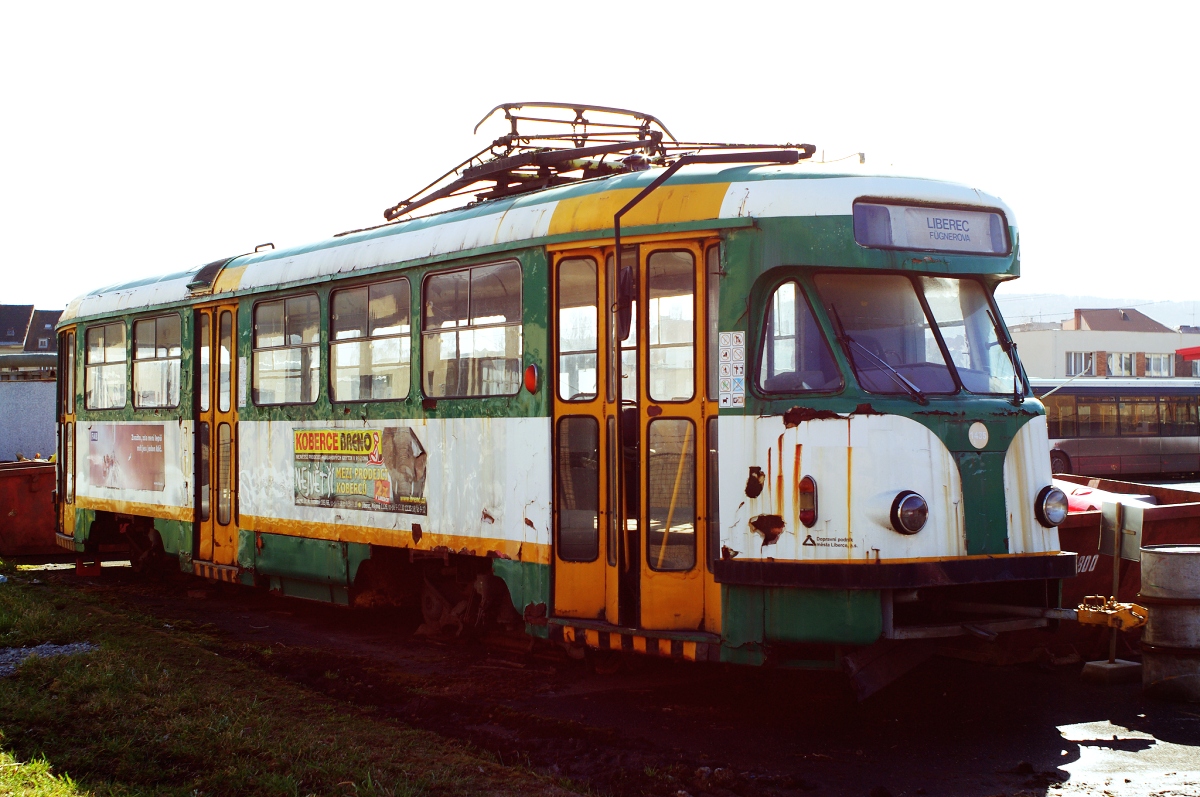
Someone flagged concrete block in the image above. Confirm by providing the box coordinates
[1082,658,1142,684]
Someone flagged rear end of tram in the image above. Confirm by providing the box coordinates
[53,105,1081,697]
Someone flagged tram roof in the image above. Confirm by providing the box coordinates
[61,163,1016,325]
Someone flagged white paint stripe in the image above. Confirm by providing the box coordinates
[718,176,1016,224]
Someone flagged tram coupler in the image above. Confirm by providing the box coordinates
[1074,595,1148,632]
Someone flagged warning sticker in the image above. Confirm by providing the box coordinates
[718,331,746,408]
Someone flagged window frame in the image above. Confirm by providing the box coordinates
[328,276,413,404]
[756,276,845,396]
[645,248,698,404]
[84,320,128,411]
[555,256,600,403]
[1065,351,1094,377]
[420,259,524,399]
[251,292,322,407]
[131,312,183,409]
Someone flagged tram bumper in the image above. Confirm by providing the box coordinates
[712,551,1077,590]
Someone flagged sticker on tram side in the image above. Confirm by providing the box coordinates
[293,427,428,515]
[718,331,746,408]
[87,423,167,491]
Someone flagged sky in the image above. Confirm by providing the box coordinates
[2,2,1196,312]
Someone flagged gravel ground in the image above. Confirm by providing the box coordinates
[0,642,98,677]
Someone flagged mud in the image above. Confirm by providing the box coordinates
[48,565,1200,797]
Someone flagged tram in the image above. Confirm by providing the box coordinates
[55,104,1076,695]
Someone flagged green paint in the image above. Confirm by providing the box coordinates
[253,532,349,586]
[346,543,371,585]
[237,528,256,570]
[72,508,96,549]
[491,559,550,638]
[955,451,1010,554]
[151,518,191,558]
[763,587,882,645]
[722,584,882,648]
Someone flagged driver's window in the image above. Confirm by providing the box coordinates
[758,281,842,393]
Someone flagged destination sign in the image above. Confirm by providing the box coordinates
[853,202,1009,255]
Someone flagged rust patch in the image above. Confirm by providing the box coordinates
[791,444,802,531]
[411,524,423,544]
[916,409,965,417]
[523,602,547,625]
[523,517,536,529]
[481,509,495,524]
[782,406,846,427]
[744,466,765,498]
[750,515,785,546]
[852,403,884,416]
[776,435,784,518]
[721,545,741,560]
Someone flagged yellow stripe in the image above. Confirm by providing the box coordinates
[241,514,551,565]
[76,496,192,522]
[212,264,247,294]
[547,182,730,236]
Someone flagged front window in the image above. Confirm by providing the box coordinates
[758,281,842,393]
[919,277,1017,394]
[813,274,956,396]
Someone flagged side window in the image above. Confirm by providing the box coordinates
[1118,395,1159,436]
[647,250,695,402]
[133,314,182,408]
[1076,395,1118,437]
[758,281,843,393]
[706,246,720,401]
[1042,394,1077,439]
[422,261,522,397]
[1162,396,1199,436]
[331,278,411,402]
[85,322,127,409]
[61,330,75,415]
[253,295,320,405]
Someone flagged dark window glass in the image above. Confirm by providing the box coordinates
[217,422,231,525]
[133,315,182,408]
[197,421,210,522]
[1118,396,1160,436]
[1076,395,1118,437]
[331,278,411,401]
[1162,396,1199,436]
[606,248,638,401]
[758,281,842,393]
[646,418,696,572]
[814,274,956,395]
[647,251,694,402]
[85,322,127,409]
[1043,394,1077,439]
[61,331,76,415]
[254,296,320,405]
[706,417,719,572]
[422,261,522,397]
[557,416,599,562]
[606,414,617,567]
[557,258,598,401]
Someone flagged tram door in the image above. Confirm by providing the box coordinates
[551,242,709,632]
[57,327,77,538]
[194,304,239,567]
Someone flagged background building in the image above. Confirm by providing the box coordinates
[0,304,61,461]
[1010,307,1200,379]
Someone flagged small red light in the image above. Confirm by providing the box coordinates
[524,364,540,394]
[798,475,818,528]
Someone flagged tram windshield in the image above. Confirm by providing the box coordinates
[812,274,1019,397]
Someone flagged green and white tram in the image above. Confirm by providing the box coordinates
[55,105,1075,695]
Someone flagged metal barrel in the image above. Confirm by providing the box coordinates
[1141,544,1200,702]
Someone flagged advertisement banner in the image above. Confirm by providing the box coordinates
[87,423,167,491]
[293,427,427,515]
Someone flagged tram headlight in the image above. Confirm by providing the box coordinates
[1035,485,1069,528]
[890,491,928,535]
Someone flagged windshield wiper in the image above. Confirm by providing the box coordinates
[828,305,928,405]
[986,307,1027,405]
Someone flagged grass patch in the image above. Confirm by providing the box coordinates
[0,559,572,796]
